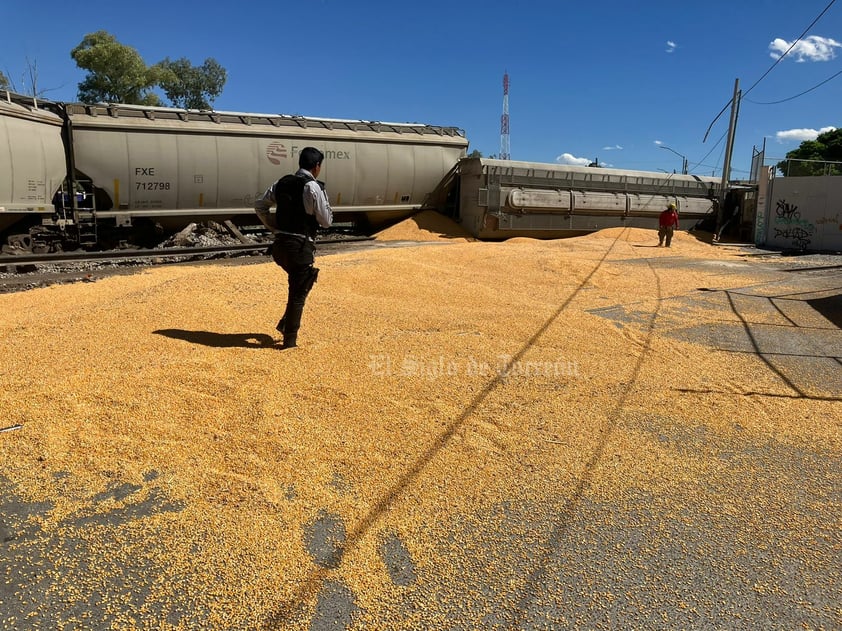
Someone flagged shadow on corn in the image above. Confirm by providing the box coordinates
[673,286,842,401]
[724,289,842,400]
[153,329,276,348]
[507,255,664,625]
[264,230,639,629]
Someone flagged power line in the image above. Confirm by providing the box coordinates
[743,0,837,99]
[744,67,842,104]
[703,0,837,141]
[693,130,727,173]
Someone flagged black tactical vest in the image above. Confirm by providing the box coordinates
[273,174,319,240]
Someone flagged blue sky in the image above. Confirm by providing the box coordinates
[3,0,840,177]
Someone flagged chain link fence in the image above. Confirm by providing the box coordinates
[776,158,842,177]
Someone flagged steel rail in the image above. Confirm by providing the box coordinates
[0,236,373,267]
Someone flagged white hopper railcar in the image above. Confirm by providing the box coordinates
[0,93,67,249]
[0,92,468,251]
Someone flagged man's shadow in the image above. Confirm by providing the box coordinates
[153,329,276,348]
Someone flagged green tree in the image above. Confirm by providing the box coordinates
[0,70,9,91]
[71,31,162,105]
[777,128,842,176]
[467,149,483,158]
[155,57,226,110]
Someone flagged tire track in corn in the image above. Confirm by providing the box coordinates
[266,228,654,628]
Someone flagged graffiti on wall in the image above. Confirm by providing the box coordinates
[773,199,815,249]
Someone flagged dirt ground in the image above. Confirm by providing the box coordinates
[1,220,840,630]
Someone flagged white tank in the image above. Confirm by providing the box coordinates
[454,158,721,239]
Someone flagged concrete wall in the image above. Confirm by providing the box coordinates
[762,175,842,251]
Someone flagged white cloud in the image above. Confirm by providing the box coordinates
[775,126,836,143]
[769,35,842,62]
[654,140,663,146]
[602,144,623,151]
[556,153,592,166]
[666,40,677,53]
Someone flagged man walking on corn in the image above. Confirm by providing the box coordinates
[255,147,333,349]
[658,202,680,247]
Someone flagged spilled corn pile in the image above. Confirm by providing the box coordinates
[373,210,474,242]
[1,223,839,629]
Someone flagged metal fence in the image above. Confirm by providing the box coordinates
[777,158,842,177]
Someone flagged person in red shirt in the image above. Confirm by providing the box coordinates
[658,202,680,247]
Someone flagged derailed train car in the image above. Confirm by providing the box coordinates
[2,90,726,251]
[0,91,468,251]
[431,158,722,239]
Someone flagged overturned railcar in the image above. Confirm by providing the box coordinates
[436,158,721,239]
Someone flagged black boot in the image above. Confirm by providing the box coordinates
[281,310,302,349]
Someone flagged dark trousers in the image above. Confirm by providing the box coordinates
[271,235,318,345]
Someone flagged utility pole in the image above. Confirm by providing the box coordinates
[718,78,741,232]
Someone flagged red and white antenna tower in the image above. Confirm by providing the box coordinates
[500,72,510,160]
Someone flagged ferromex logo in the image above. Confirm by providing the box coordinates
[266,142,288,165]
[265,141,351,165]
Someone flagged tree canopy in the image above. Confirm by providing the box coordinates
[71,31,162,105]
[0,71,9,90]
[155,57,227,110]
[777,128,842,176]
[70,31,226,109]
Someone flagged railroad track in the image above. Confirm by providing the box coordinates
[0,236,374,267]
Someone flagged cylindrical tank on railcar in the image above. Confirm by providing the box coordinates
[64,103,468,229]
[0,94,66,233]
[453,158,720,239]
